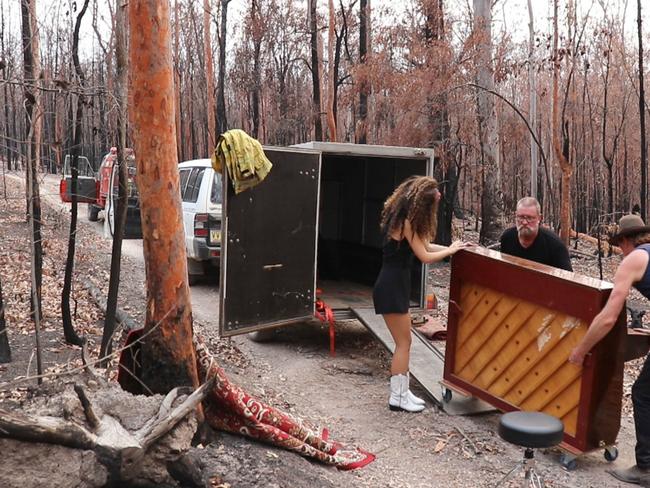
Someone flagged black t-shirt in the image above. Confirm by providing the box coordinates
[499,226,573,271]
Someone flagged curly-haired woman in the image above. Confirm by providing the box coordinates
[373,175,471,413]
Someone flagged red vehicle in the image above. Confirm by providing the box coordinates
[60,148,142,238]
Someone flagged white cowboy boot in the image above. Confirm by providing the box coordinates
[406,372,426,406]
[389,374,425,413]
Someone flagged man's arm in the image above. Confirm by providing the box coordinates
[568,250,648,365]
[554,240,573,271]
[498,230,509,253]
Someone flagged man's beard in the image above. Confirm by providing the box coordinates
[518,226,536,239]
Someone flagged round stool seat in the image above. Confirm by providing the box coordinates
[498,411,564,449]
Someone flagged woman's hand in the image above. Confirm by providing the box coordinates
[448,240,473,255]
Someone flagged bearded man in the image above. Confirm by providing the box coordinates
[499,196,573,271]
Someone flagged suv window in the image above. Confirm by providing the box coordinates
[210,172,222,204]
[179,168,191,196]
[182,168,205,203]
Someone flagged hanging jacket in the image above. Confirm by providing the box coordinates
[212,129,273,194]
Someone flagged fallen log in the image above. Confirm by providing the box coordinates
[570,229,621,255]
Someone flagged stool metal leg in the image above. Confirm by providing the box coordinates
[495,448,547,488]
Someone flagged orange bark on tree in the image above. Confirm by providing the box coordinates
[552,0,572,244]
[128,0,199,394]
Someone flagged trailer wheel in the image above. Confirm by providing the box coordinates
[248,329,277,343]
[87,204,100,222]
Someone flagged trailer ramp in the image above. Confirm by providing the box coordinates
[352,307,494,416]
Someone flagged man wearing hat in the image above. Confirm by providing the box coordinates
[569,214,650,485]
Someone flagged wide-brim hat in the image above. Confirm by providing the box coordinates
[609,214,650,245]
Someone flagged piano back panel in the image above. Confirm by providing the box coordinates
[444,248,626,453]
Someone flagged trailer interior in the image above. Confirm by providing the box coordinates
[315,152,429,313]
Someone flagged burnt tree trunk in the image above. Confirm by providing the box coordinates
[0,275,10,363]
[356,0,368,144]
[129,0,200,393]
[61,0,89,347]
[638,0,648,221]
[326,0,337,141]
[1,4,12,173]
[100,0,129,364]
[216,0,231,135]
[425,1,455,245]
[250,0,262,138]
[204,0,216,148]
[552,0,572,243]
[473,0,501,244]
[309,0,323,141]
[21,0,43,324]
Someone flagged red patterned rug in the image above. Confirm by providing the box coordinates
[118,330,375,470]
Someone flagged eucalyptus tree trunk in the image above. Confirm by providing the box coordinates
[0,276,10,363]
[251,0,262,138]
[473,0,501,244]
[552,0,572,243]
[356,0,368,144]
[204,0,216,148]
[129,0,200,393]
[309,0,323,141]
[526,0,538,199]
[100,0,129,364]
[638,0,647,221]
[326,0,337,141]
[425,0,456,246]
[216,0,231,135]
[61,0,89,347]
[1,3,12,172]
[174,0,182,161]
[21,0,43,330]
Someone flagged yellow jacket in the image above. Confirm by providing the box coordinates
[212,129,273,194]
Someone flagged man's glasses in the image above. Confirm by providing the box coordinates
[515,214,538,223]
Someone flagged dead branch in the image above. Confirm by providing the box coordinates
[0,377,212,482]
[138,375,215,449]
[0,407,97,449]
[74,384,100,430]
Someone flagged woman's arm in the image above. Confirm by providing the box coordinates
[402,220,468,264]
[425,242,448,253]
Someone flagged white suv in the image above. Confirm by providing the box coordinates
[178,159,223,284]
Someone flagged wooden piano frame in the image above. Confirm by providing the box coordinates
[443,248,627,459]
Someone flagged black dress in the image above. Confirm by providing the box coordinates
[372,238,415,314]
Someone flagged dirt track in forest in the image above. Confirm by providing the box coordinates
[0,170,644,487]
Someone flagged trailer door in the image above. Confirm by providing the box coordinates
[219,148,321,337]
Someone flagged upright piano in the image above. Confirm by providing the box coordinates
[443,247,648,456]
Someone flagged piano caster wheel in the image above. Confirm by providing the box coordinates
[560,453,578,471]
[441,387,452,403]
[604,446,618,462]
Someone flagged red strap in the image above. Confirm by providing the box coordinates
[314,298,336,356]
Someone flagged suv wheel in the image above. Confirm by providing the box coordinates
[87,204,100,222]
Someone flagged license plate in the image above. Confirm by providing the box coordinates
[210,229,221,244]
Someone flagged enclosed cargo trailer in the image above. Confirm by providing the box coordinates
[217,142,434,337]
